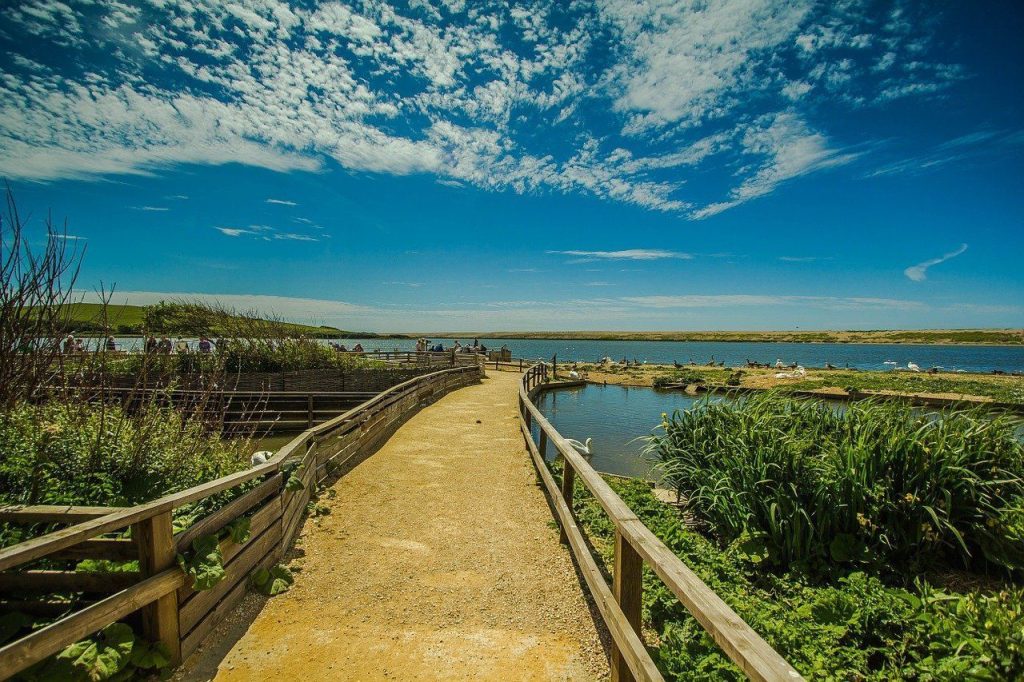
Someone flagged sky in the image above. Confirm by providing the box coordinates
[0,0,1022,333]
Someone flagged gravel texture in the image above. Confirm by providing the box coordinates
[178,371,608,681]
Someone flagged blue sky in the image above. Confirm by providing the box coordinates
[1,0,1021,332]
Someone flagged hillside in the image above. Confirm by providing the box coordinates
[58,303,348,338]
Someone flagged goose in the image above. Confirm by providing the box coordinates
[250,450,273,466]
[565,437,593,456]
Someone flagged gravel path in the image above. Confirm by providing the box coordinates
[183,371,608,681]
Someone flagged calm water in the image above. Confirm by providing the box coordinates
[102,336,1024,373]
[533,384,712,479]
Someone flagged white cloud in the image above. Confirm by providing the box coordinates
[548,249,692,261]
[130,206,169,212]
[0,0,966,218]
[266,198,298,206]
[904,243,967,282]
[691,112,860,218]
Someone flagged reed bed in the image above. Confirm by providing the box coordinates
[646,393,1024,576]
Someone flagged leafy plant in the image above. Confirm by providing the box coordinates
[177,535,225,591]
[285,473,305,492]
[250,564,294,596]
[645,393,1024,575]
[565,473,1024,680]
[16,623,172,682]
[226,517,251,544]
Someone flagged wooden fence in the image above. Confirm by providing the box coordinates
[0,364,482,679]
[518,363,803,682]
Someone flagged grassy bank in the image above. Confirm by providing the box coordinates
[56,302,401,339]
[574,363,1024,404]
[432,329,1024,345]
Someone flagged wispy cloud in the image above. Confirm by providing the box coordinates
[215,227,250,237]
[621,295,924,311]
[130,206,169,212]
[779,255,831,262]
[867,129,1024,178]
[904,243,968,282]
[548,249,691,262]
[266,198,298,206]
[215,225,318,242]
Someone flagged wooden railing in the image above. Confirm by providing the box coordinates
[518,364,803,682]
[0,364,482,680]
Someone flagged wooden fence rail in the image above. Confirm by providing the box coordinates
[518,363,803,682]
[0,364,482,680]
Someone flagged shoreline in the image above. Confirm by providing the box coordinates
[413,329,1024,347]
[555,362,1024,406]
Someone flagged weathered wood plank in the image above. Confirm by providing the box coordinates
[179,519,281,635]
[174,474,282,552]
[0,506,126,524]
[612,529,644,682]
[49,538,136,562]
[179,549,276,660]
[177,495,282,603]
[134,511,181,664]
[0,570,139,594]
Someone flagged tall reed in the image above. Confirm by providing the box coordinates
[646,393,1024,574]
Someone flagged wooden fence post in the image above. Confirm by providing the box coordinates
[307,394,314,428]
[559,461,575,545]
[611,530,643,682]
[134,511,181,664]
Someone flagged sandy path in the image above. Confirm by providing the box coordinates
[185,371,607,681]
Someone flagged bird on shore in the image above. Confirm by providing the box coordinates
[565,437,593,456]
[907,362,920,372]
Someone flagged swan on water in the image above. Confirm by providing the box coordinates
[250,450,273,466]
[565,437,593,456]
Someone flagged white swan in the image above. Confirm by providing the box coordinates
[565,437,593,456]
[250,450,273,466]
[907,362,921,372]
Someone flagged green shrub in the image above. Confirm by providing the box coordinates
[645,394,1024,575]
[568,475,1024,680]
[0,400,250,509]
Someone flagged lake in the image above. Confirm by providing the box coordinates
[318,337,1024,373]
[532,383,709,479]
[105,336,1024,373]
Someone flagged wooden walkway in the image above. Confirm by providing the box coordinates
[178,371,608,681]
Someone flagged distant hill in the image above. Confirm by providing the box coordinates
[57,303,356,338]
[424,329,1024,346]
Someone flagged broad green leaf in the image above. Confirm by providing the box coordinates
[227,517,251,544]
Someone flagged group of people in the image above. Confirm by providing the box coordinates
[329,342,365,353]
[143,335,215,354]
[414,338,489,354]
